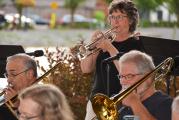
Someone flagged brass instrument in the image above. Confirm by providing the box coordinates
[0,83,13,98]
[0,90,5,97]
[78,27,118,59]
[0,62,62,119]
[91,57,174,120]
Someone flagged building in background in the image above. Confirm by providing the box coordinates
[149,3,177,23]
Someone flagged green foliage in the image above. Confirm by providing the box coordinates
[166,0,179,13]
[139,20,151,28]
[165,0,179,24]
[37,47,92,120]
[134,0,165,11]
[64,0,85,26]
[16,4,23,29]
[59,22,97,29]
[64,0,84,11]
[105,0,113,4]
[94,10,105,22]
[72,22,97,29]
[9,0,35,29]
[0,0,5,6]
[139,20,179,28]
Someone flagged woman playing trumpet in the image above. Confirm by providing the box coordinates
[80,0,145,120]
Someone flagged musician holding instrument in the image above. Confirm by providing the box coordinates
[4,53,37,101]
[172,95,179,120]
[118,50,173,120]
[18,84,74,120]
[0,53,37,119]
[80,0,145,119]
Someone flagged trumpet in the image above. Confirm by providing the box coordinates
[78,27,118,59]
[0,61,65,120]
[91,57,174,120]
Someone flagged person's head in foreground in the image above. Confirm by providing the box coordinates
[18,84,74,120]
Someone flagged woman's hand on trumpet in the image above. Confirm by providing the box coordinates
[96,38,114,52]
[91,30,115,53]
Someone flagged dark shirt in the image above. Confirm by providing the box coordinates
[0,104,18,120]
[119,91,173,120]
[90,37,145,98]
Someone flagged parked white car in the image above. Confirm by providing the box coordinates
[5,13,35,27]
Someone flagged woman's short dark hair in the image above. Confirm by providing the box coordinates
[108,0,139,33]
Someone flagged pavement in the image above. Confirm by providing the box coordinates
[0,27,179,48]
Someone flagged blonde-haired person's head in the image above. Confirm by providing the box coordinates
[18,84,74,120]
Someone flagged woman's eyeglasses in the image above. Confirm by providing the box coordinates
[109,15,127,21]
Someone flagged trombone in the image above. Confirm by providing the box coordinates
[78,26,118,60]
[91,57,174,120]
[0,61,63,119]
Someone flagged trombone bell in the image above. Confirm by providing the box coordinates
[92,93,117,120]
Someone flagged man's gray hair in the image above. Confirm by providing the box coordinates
[119,50,155,74]
[7,53,37,77]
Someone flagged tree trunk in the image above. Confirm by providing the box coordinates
[177,14,179,26]
[70,9,75,27]
[17,5,23,29]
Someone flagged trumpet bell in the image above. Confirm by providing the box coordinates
[92,93,117,120]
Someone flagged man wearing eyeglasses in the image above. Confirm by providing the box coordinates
[4,53,37,101]
[0,53,37,120]
[118,50,173,120]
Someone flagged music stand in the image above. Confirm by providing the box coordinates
[140,36,179,96]
[0,45,25,77]
[140,36,179,66]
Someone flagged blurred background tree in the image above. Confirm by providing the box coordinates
[64,0,85,27]
[11,0,35,29]
[0,0,5,7]
[105,0,112,4]
[165,0,179,25]
[133,0,165,23]
[94,10,105,28]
